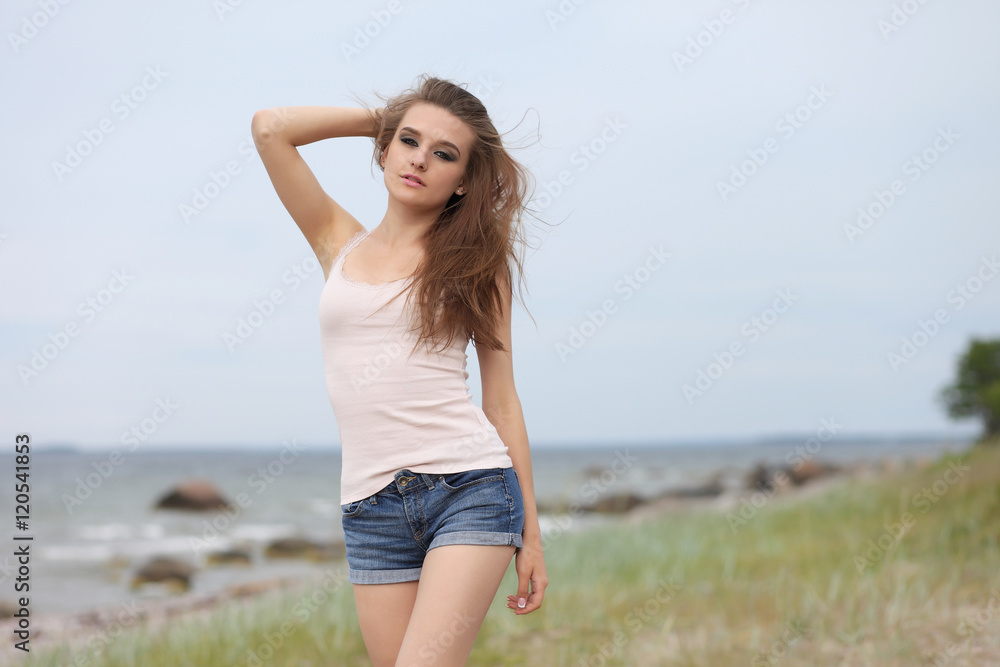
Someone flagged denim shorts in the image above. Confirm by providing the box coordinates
[339,466,524,584]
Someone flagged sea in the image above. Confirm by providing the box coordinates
[0,436,973,618]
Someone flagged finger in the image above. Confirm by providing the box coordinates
[515,592,539,614]
[510,592,532,614]
[514,578,548,614]
[508,579,530,612]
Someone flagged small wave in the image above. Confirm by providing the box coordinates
[73,522,167,541]
[41,536,203,562]
[226,522,299,541]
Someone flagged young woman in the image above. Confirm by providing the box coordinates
[251,76,547,665]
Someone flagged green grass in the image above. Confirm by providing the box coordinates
[22,440,1000,666]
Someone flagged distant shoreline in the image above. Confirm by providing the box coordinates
[10,432,979,454]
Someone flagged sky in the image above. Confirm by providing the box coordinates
[2,0,998,451]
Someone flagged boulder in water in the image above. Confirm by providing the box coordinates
[265,537,346,561]
[206,548,253,567]
[131,556,195,592]
[154,479,233,512]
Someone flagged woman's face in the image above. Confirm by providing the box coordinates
[382,102,475,213]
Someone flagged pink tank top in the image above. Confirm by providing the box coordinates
[318,228,513,504]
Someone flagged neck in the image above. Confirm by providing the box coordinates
[377,197,445,249]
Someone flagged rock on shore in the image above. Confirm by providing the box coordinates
[154,479,234,512]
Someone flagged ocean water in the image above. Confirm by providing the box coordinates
[0,437,972,617]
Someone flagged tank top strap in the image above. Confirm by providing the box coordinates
[332,228,370,268]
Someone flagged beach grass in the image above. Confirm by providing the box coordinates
[20,438,999,666]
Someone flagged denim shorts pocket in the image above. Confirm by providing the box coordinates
[438,468,504,492]
[341,499,366,518]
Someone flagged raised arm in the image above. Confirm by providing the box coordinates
[250,106,380,279]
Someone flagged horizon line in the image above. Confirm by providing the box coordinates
[13,430,981,453]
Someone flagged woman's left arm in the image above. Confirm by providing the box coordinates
[476,273,548,615]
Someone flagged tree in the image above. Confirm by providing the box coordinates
[939,338,1000,441]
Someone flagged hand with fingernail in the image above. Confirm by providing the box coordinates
[506,541,548,614]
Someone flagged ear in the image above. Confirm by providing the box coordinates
[455,180,466,196]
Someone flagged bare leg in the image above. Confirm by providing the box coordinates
[352,581,419,667]
[395,544,516,667]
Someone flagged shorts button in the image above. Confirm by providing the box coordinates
[399,478,408,486]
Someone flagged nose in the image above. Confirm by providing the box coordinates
[410,150,427,170]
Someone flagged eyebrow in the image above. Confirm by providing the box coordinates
[400,126,461,158]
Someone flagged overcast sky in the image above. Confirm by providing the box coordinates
[3,0,998,451]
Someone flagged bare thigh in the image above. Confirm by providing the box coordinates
[352,580,419,667]
[395,544,516,667]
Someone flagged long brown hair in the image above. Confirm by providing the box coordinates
[366,75,535,358]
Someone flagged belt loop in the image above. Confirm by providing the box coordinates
[421,473,435,490]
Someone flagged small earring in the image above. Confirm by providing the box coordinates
[456,188,465,195]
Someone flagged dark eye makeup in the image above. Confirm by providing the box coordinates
[399,135,455,161]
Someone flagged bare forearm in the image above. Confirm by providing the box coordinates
[486,401,542,543]
[251,106,379,149]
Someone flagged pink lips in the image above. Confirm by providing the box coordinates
[402,173,424,187]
